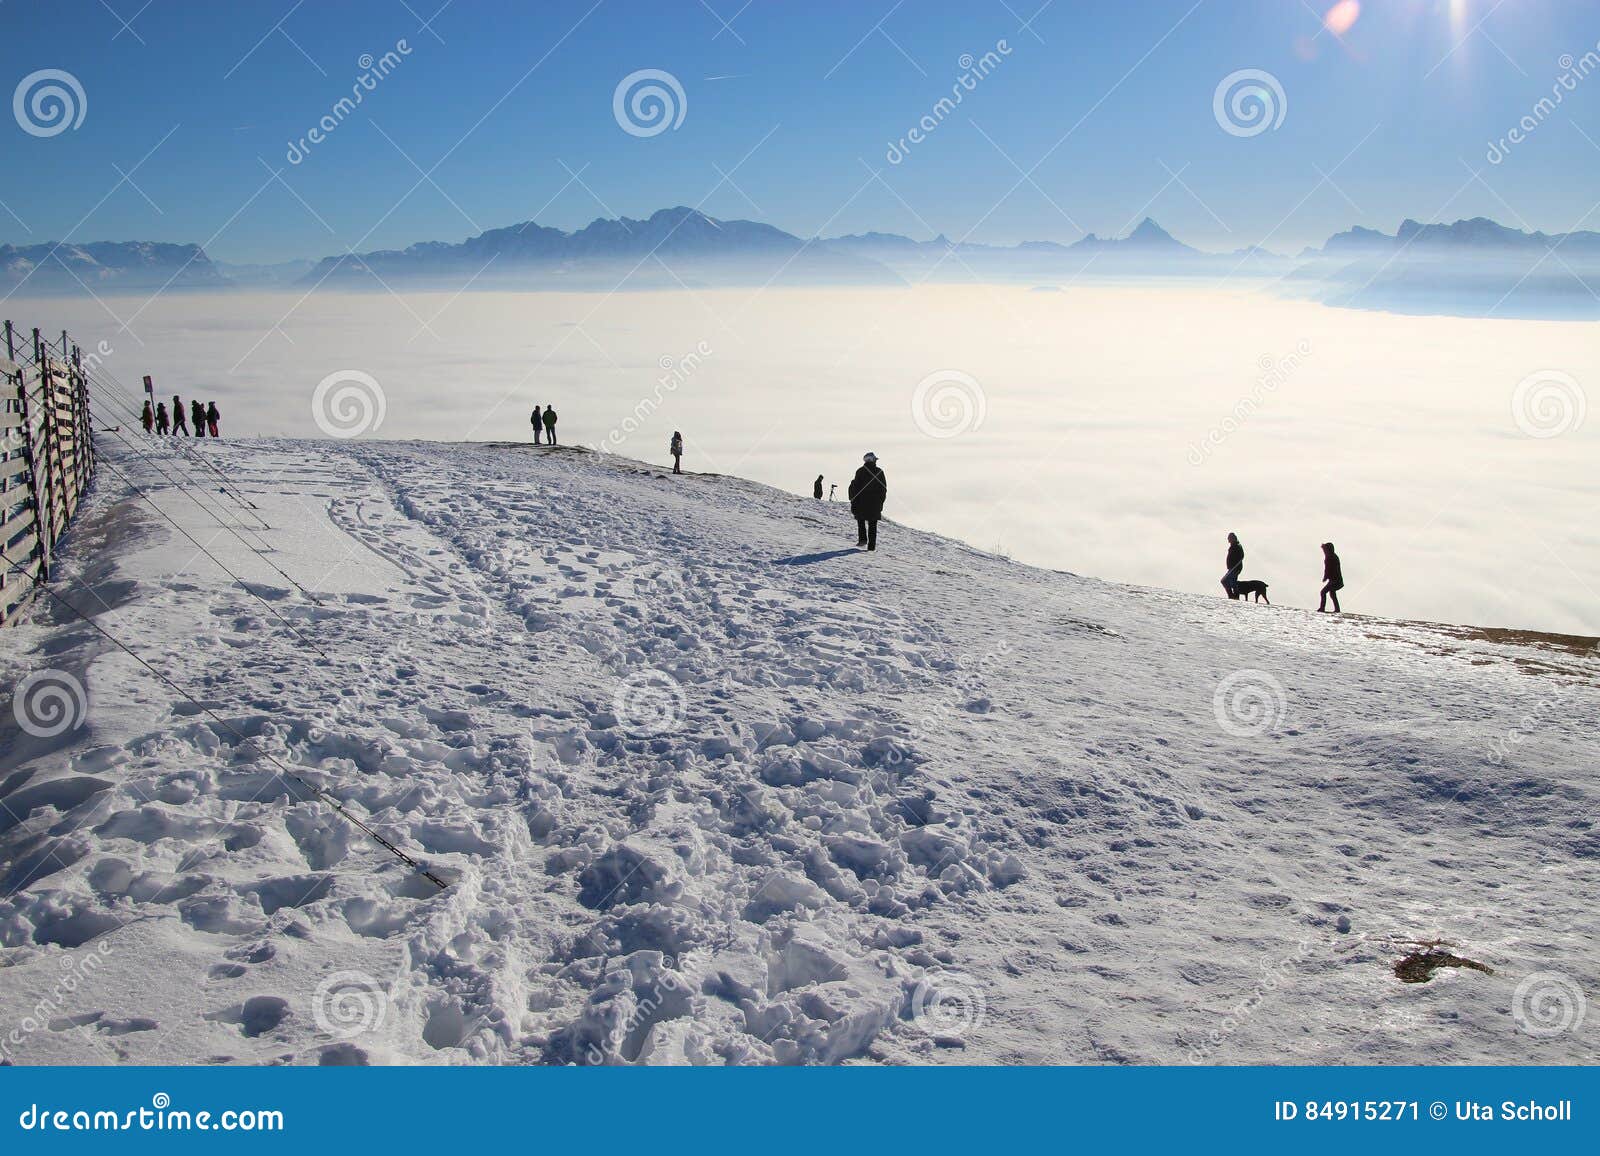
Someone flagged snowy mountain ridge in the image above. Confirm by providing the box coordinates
[0,437,1594,1065]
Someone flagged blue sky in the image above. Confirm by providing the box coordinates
[6,0,1600,262]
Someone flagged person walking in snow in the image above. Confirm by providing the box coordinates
[531,405,543,445]
[1221,532,1244,599]
[206,401,220,438]
[171,395,189,436]
[542,405,558,445]
[813,474,824,500]
[191,399,207,438]
[670,431,684,475]
[154,402,170,435]
[1318,542,1344,613]
[848,452,887,551]
[141,400,154,433]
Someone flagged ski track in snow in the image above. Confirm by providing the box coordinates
[0,436,1596,1065]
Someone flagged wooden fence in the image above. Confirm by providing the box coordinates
[0,322,96,625]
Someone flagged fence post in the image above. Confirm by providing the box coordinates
[73,344,93,483]
[3,320,12,363]
[31,328,62,582]
[14,353,47,585]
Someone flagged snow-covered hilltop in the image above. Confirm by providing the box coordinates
[0,437,1595,1065]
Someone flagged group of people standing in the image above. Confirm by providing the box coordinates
[1222,532,1346,613]
[141,396,220,439]
[529,405,559,445]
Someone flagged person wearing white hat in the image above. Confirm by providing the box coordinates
[847,452,887,551]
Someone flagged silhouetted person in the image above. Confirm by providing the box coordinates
[191,399,206,438]
[813,474,824,500]
[154,402,170,435]
[171,395,189,435]
[141,400,154,433]
[848,452,887,551]
[1319,542,1344,613]
[206,401,220,438]
[531,405,543,445]
[542,405,558,445]
[1221,532,1244,598]
[670,431,683,474]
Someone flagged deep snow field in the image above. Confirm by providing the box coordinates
[0,434,1595,1065]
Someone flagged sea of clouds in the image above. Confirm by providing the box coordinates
[18,283,1596,635]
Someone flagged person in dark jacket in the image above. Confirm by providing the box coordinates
[848,452,887,551]
[191,399,207,438]
[813,474,824,500]
[206,401,220,438]
[542,405,558,445]
[141,400,154,433]
[1319,542,1344,613]
[1221,532,1244,598]
[171,395,189,435]
[531,405,543,445]
[154,402,170,435]
[670,431,684,474]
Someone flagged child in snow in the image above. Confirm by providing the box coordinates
[670,431,683,474]
[206,401,220,438]
[192,399,207,438]
[154,402,170,435]
[1319,542,1344,613]
[141,400,154,433]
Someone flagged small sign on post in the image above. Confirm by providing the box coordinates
[143,374,154,400]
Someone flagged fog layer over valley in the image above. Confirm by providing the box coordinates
[23,282,1596,635]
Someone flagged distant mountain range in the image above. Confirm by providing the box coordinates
[0,241,226,291]
[6,211,1599,317]
[1315,216,1600,257]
